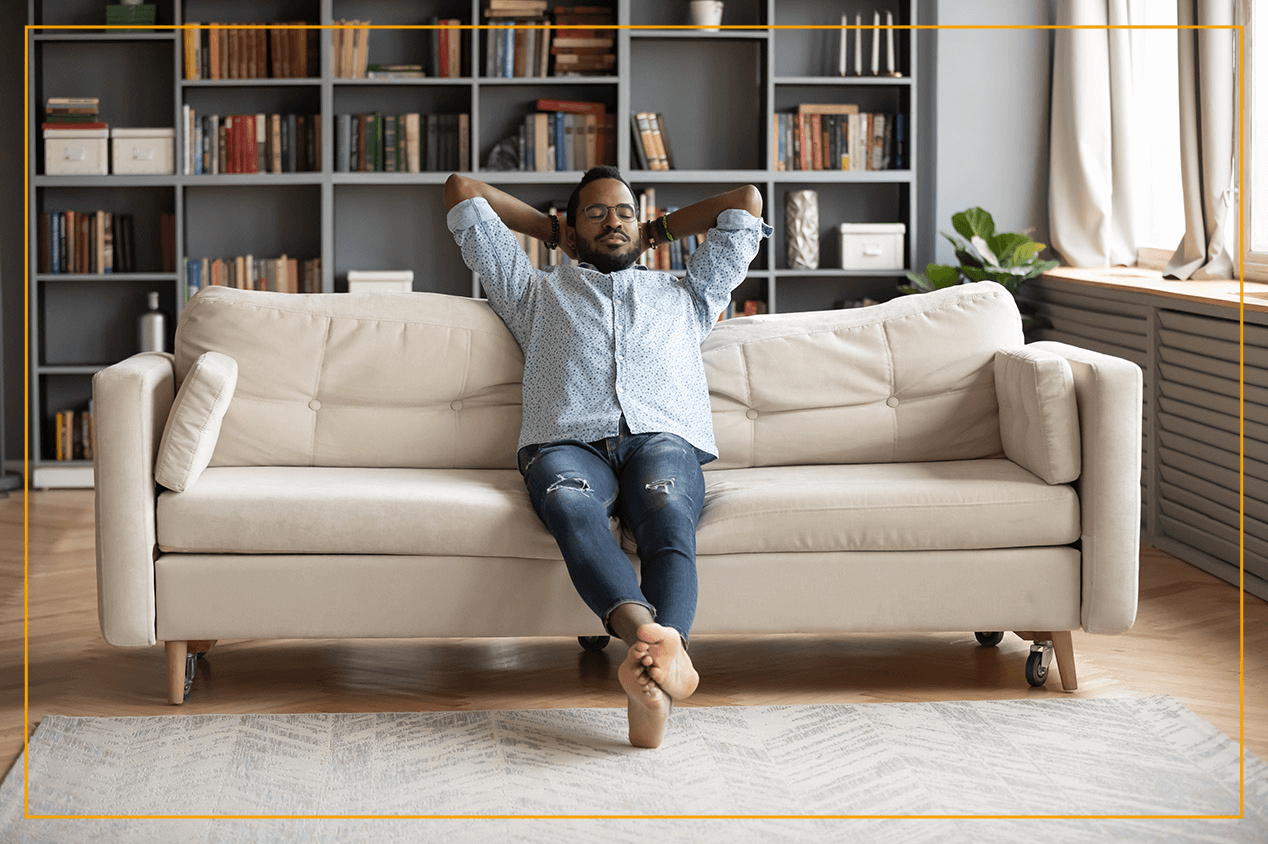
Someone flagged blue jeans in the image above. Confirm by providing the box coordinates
[518,420,706,644]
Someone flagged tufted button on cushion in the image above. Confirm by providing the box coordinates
[451,400,464,411]
[886,396,899,408]
[308,399,322,411]
[746,408,759,420]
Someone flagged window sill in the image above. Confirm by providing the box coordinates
[1040,266,1268,313]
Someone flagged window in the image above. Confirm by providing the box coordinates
[1130,2,1185,256]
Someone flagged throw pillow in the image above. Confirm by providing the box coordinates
[155,351,237,492]
[995,346,1081,485]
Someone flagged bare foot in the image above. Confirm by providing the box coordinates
[618,644,670,748]
[635,623,699,701]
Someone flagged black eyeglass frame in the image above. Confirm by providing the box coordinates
[580,203,639,222]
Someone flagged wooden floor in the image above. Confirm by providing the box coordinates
[3,489,1266,782]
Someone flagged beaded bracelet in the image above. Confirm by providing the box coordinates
[658,214,675,243]
[544,214,560,250]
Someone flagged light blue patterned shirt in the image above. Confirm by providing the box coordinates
[447,196,772,461]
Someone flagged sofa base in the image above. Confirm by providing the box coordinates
[152,547,1083,642]
[160,628,1080,706]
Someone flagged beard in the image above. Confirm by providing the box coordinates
[575,230,640,274]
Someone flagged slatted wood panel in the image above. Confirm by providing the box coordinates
[1156,310,1268,589]
[1025,283,1150,523]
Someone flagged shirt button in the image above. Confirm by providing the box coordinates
[617,355,625,362]
[308,399,321,411]
[746,408,759,420]
[886,396,900,408]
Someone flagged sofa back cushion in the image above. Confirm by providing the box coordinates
[174,287,524,469]
[701,282,1024,469]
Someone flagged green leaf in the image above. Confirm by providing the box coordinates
[951,207,995,242]
[925,263,962,288]
[988,232,1033,267]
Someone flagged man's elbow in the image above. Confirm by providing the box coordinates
[737,184,763,218]
[444,173,475,211]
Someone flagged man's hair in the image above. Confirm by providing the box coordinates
[566,165,635,228]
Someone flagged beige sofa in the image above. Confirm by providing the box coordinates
[92,281,1142,704]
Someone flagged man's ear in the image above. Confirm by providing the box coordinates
[564,225,577,251]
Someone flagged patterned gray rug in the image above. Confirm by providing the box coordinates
[1,695,1264,842]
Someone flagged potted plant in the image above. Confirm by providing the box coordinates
[902,206,1058,298]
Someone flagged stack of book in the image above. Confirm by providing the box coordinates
[44,97,103,128]
[182,108,321,174]
[335,112,470,172]
[774,104,903,172]
[52,404,94,462]
[185,255,322,301]
[105,3,155,32]
[552,5,615,76]
[366,64,425,79]
[183,22,318,79]
[516,99,614,172]
[484,0,551,78]
[331,21,371,78]
[630,112,672,171]
[38,210,137,275]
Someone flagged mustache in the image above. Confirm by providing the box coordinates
[599,227,628,241]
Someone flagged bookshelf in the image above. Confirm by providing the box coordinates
[26,0,921,487]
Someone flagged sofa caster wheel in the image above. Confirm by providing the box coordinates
[183,652,198,699]
[975,631,1005,647]
[578,636,610,652]
[1026,641,1054,687]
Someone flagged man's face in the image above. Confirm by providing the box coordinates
[569,179,640,274]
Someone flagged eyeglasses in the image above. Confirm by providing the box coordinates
[581,203,638,223]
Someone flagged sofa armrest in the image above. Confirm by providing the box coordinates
[1028,340,1143,634]
[92,352,175,647]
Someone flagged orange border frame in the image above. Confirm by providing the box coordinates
[19,19,1247,821]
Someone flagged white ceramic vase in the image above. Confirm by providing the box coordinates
[786,190,819,270]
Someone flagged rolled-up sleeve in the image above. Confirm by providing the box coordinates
[447,197,537,332]
[683,208,773,333]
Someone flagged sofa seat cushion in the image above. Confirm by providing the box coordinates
[688,459,1080,555]
[157,466,582,560]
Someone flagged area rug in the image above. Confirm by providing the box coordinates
[1,695,1264,843]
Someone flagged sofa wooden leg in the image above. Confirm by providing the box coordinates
[1050,630,1078,691]
[165,641,188,705]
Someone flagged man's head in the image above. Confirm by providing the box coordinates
[565,166,641,274]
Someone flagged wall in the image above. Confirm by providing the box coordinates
[921,0,1056,267]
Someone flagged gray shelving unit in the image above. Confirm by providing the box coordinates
[27,0,921,487]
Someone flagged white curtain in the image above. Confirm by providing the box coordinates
[1163,0,1238,279]
[1048,0,1141,267]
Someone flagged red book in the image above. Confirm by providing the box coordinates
[535,98,605,115]
[438,25,450,78]
[41,122,108,131]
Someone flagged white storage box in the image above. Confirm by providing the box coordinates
[347,270,414,293]
[44,128,108,176]
[839,222,906,270]
[111,128,175,175]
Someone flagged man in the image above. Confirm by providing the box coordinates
[444,166,770,747]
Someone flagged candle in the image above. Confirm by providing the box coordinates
[854,14,862,75]
[886,11,897,75]
[839,14,847,76]
[871,11,880,76]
